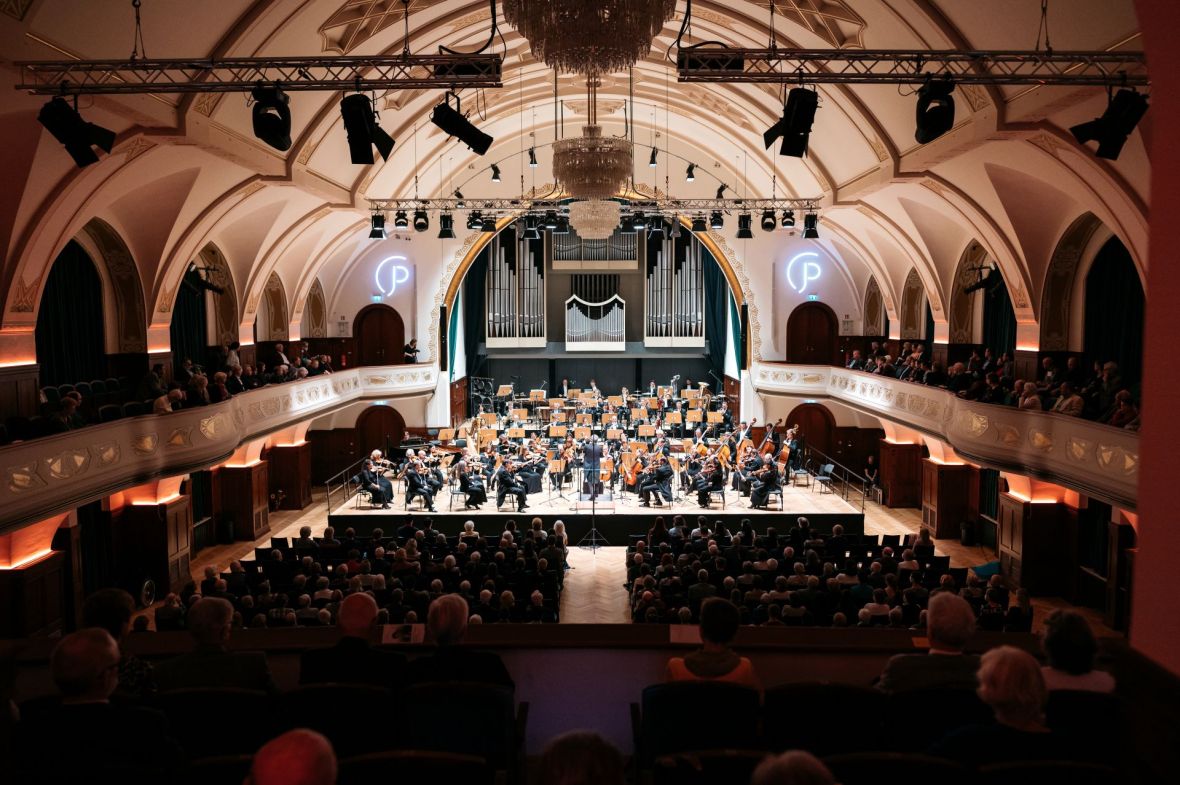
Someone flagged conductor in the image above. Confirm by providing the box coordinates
[582,435,605,499]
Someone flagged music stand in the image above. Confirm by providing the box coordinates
[548,459,568,501]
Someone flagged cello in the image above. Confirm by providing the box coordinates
[760,418,784,455]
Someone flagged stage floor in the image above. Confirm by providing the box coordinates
[328,480,867,542]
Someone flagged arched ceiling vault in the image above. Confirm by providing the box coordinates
[0,0,1148,355]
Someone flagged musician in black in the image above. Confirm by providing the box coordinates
[646,379,658,397]
[750,454,781,509]
[695,458,725,507]
[456,460,487,510]
[405,461,437,511]
[496,460,529,512]
[639,455,674,507]
[358,459,391,508]
[717,401,733,431]
[732,449,763,496]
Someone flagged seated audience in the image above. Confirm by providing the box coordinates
[154,597,276,693]
[81,588,156,700]
[17,629,182,783]
[876,593,979,692]
[752,751,836,785]
[406,593,513,687]
[299,593,405,687]
[666,597,760,689]
[1040,609,1115,692]
[536,730,625,785]
[929,645,1072,767]
[247,729,336,785]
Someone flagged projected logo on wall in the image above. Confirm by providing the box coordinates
[786,252,822,294]
[375,256,410,298]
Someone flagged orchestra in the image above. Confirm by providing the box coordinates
[353,377,800,513]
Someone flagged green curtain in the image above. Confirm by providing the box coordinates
[983,278,1017,356]
[702,249,728,375]
[448,290,462,381]
[36,240,105,387]
[729,293,742,379]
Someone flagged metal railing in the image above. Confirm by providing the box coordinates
[801,446,871,511]
[324,457,371,513]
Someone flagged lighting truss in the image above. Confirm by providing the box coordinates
[368,196,820,214]
[15,54,503,95]
[677,48,1149,87]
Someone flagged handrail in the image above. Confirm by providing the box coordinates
[803,445,869,511]
[751,361,1139,510]
[324,456,371,512]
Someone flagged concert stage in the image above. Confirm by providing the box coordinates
[328,482,866,544]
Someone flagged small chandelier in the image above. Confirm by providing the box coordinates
[503,0,676,75]
[554,125,633,199]
[567,199,622,240]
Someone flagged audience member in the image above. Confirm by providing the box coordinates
[1040,609,1115,693]
[876,593,979,692]
[81,588,156,699]
[536,730,625,785]
[666,597,760,689]
[752,751,836,785]
[406,593,513,687]
[247,729,336,785]
[154,597,276,693]
[299,593,405,687]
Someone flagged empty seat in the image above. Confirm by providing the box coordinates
[186,755,253,785]
[825,752,969,785]
[764,683,887,755]
[89,379,107,395]
[98,404,123,423]
[74,381,92,398]
[275,684,394,758]
[978,760,1117,785]
[154,688,273,758]
[56,383,75,397]
[106,376,122,391]
[888,688,993,751]
[338,751,493,785]
[5,416,31,441]
[40,386,61,406]
[394,682,525,774]
[633,682,761,766]
[653,749,767,785]
[1045,690,1122,765]
[122,401,146,417]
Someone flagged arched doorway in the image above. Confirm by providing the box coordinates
[785,403,836,462]
[1084,236,1144,385]
[356,405,406,459]
[786,302,839,365]
[35,240,105,386]
[354,304,405,366]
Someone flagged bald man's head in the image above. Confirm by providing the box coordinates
[52,628,120,701]
[336,592,378,638]
[249,729,336,785]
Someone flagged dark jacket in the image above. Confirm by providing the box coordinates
[876,652,981,693]
[405,646,514,689]
[154,644,276,694]
[299,636,406,688]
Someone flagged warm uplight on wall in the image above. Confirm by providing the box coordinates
[275,441,307,448]
[927,457,965,466]
[0,548,54,570]
[148,345,171,354]
[1006,491,1058,504]
[132,493,182,506]
[0,358,36,368]
[225,459,263,469]
[883,438,916,445]
[1015,344,1039,352]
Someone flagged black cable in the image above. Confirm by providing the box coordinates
[441,0,499,56]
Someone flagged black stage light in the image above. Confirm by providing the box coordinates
[649,148,659,168]
[669,217,683,238]
[764,86,819,158]
[803,212,820,239]
[761,210,777,232]
[737,213,754,239]
[437,213,455,239]
[453,190,466,208]
[685,163,696,182]
[781,210,796,229]
[691,215,708,233]
[413,209,430,232]
[467,211,483,230]
[528,147,538,167]
[710,211,724,230]
[37,96,115,168]
[251,85,292,151]
[554,215,570,234]
[716,184,728,199]
[1070,89,1149,160]
[915,79,956,144]
[393,210,409,229]
[340,93,394,165]
[648,220,666,238]
[430,92,494,155]
[491,163,502,182]
[369,213,386,239]
[633,211,648,230]
[620,214,637,233]
[543,210,559,230]
[480,214,498,232]
[524,216,541,241]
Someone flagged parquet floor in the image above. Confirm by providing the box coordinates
[176,491,1113,635]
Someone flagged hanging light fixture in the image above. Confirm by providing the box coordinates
[736,213,753,239]
[710,211,724,230]
[685,163,696,182]
[491,163,502,182]
[437,213,455,239]
[393,210,409,229]
[369,213,386,239]
[480,214,498,232]
[691,215,708,233]
[412,209,430,232]
[803,211,820,239]
[528,146,539,167]
[648,148,658,168]
[467,211,483,230]
[502,1,676,75]
[761,210,777,232]
[567,199,621,240]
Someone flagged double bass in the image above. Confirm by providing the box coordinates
[760,418,785,455]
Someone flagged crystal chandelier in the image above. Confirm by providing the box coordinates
[567,199,622,240]
[553,125,633,199]
[502,0,676,75]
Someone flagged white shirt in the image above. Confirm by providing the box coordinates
[1041,666,1116,693]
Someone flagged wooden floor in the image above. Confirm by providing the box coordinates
[177,491,1113,635]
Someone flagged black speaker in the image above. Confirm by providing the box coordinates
[739,303,749,370]
[439,305,448,373]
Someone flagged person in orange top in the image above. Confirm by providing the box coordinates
[666,597,760,690]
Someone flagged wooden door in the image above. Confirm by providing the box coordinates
[786,403,835,461]
[354,304,405,366]
[786,302,839,365]
[356,405,406,458]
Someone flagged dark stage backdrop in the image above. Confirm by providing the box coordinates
[36,240,105,387]
[1085,237,1143,386]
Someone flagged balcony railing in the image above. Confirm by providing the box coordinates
[0,365,437,533]
[752,362,1139,510]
